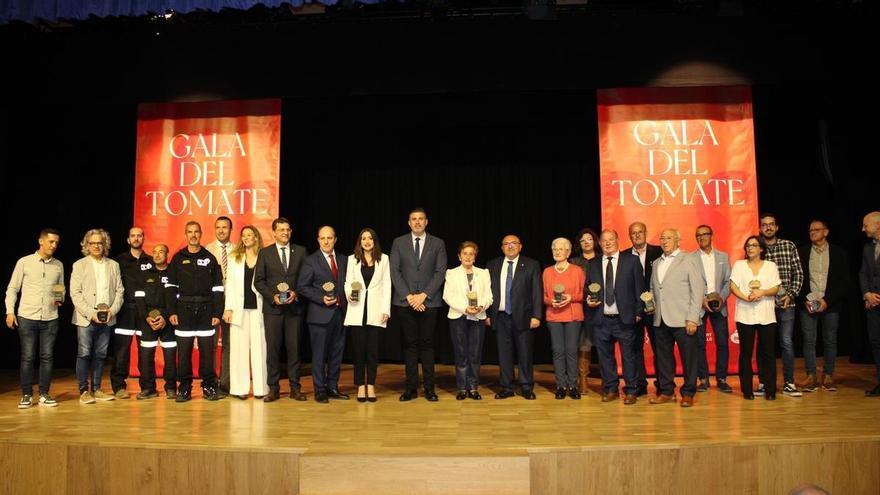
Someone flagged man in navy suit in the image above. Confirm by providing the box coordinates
[486,234,543,400]
[587,229,646,405]
[626,221,663,396]
[860,211,880,397]
[253,217,308,402]
[298,226,349,404]
[390,208,448,402]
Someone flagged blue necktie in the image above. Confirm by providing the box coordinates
[505,260,513,315]
[415,237,421,262]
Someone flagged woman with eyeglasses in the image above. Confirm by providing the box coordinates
[729,235,781,400]
[570,228,598,395]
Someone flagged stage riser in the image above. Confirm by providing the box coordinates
[530,440,880,495]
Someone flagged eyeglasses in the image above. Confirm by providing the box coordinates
[503,242,520,247]
[746,244,761,248]
[696,233,712,238]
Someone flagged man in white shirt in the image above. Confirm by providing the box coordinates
[206,216,233,396]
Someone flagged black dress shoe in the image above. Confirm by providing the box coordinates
[327,389,349,400]
[315,392,329,403]
[203,387,222,401]
[399,390,418,401]
[165,389,177,400]
[289,389,307,401]
[175,389,191,403]
[743,393,755,400]
[522,390,536,400]
[697,380,709,392]
[456,391,468,401]
[263,389,280,403]
[568,388,581,400]
[494,389,514,400]
[866,385,880,397]
[717,380,733,394]
[367,395,377,403]
[765,393,776,401]
[469,390,482,400]
[424,389,439,402]
[555,388,566,400]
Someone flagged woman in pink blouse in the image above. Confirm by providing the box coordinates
[543,237,586,399]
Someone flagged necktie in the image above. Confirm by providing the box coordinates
[280,247,288,271]
[505,260,513,315]
[329,253,339,281]
[221,244,228,276]
[415,237,421,262]
[605,256,615,306]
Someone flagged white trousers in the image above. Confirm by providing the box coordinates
[230,308,269,396]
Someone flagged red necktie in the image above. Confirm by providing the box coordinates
[329,254,339,281]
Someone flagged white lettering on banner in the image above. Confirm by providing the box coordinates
[168,133,247,159]
[612,119,746,207]
[144,188,270,216]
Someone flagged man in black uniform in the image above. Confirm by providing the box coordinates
[135,244,177,400]
[111,227,153,399]
[166,221,225,402]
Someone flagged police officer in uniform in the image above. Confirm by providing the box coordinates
[166,221,225,402]
[135,244,177,400]
[111,227,153,399]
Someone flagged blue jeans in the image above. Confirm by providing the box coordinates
[18,318,59,396]
[800,310,839,376]
[697,311,730,381]
[449,317,485,391]
[547,321,581,389]
[76,324,112,393]
[775,306,796,384]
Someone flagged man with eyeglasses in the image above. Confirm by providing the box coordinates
[759,213,804,397]
[486,235,543,400]
[797,220,849,393]
[626,222,662,396]
[860,211,880,397]
[693,225,733,393]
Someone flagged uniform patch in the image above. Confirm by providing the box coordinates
[182,260,191,264]
[140,263,153,271]
[197,258,211,266]
[146,278,155,283]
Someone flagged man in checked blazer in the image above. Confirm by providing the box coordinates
[648,228,705,408]
[390,208,448,402]
[254,217,308,402]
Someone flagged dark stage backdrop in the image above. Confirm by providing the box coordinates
[1,11,878,375]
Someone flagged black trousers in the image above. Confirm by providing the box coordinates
[351,325,381,386]
[138,325,177,393]
[737,322,777,395]
[593,315,638,395]
[264,311,304,391]
[867,308,880,381]
[653,323,699,397]
[214,323,231,393]
[110,302,139,392]
[175,301,217,391]
[396,306,438,391]
[634,320,658,391]
[493,312,534,392]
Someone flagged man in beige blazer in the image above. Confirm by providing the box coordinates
[648,228,705,408]
[70,228,124,404]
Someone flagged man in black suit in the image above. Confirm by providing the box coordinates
[390,208,448,402]
[587,229,646,405]
[797,219,850,393]
[297,226,348,404]
[860,211,880,397]
[253,217,308,402]
[486,234,543,400]
[626,221,662,396]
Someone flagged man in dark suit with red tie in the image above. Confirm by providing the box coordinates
[254,217,308,402]
[298,226,348,404]
[587,229,646,405]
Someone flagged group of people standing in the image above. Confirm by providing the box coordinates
[7,208,880,409]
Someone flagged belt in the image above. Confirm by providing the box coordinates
[178,296,212,303]
[603,313,620,319]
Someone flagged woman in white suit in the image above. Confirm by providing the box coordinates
[344,228,391,402]
[222,225,268,399]
[442,241,493,400]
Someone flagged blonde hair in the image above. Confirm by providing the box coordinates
[231,225,264,262]
[80,229,111,257]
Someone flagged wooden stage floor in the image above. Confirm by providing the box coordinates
[2,360,880,494]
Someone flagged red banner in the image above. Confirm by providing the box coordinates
[597,86,759,374]
[130,98,281,376]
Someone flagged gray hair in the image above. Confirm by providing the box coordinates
[551,237,572,251]
[80,228,111,257]
[660,228,681,242]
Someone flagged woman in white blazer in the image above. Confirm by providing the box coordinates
[442,241,493,400]
[70,228,124,404]
[344,228,391,402]
[222,226,268,399]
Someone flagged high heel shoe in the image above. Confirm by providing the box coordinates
[357,385,367,403]
[367,384,377,403]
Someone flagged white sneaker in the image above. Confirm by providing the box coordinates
[18,395,33,409]
[92,390,115,401]
[755,384,765,396]
[783,383,803,397]
[80,391,96,404]
[38,394,58,407]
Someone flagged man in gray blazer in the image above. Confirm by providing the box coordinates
[693,225,733,393]
[70,228,125,404]
[648,228,705,407]
[390,208,447,401]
